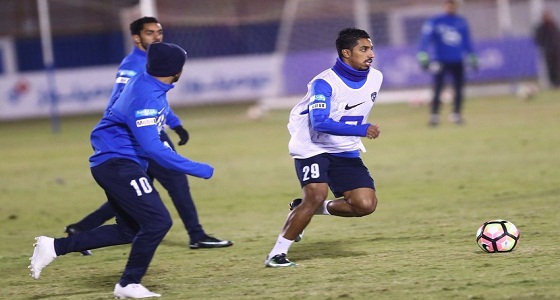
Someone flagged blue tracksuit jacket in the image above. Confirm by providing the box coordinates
[418,13,475,63]
[89,72,213,179]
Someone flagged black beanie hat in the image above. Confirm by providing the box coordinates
[146,42,187,77]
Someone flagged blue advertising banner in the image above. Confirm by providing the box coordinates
[282,37,539,93]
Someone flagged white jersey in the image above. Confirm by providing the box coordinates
[288,67,383,159]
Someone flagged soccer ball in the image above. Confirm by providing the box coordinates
[476,219,520,253]
[246,104,268,120]
[515,83,538,100]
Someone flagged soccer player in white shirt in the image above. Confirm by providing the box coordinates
[265,28,383,267]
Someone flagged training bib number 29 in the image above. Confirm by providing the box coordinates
[302,163,320,181]
[130,177,153,196]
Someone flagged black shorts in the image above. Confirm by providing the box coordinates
[294,153,375,198]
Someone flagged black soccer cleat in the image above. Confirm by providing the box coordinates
[64,224,92,256]
[189,235,233,249]
[289,198,304,242]
[265,253,296,268]
[289,198,302,210]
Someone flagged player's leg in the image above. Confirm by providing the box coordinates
[148,162,204,239]
[30,228,129,280]
[288,198,304,242]
[151,131,232,249]
[64,202,115,255]
[64,202,116,255]
[430,64,446,126]
[30,159,167,282]
[322,155,377,217]
[66,202,115,232]
[327,188,377,217]
[94,158,171,297]
[149,161,233,249]
[450,62,465,124]
[545,53,560,86]
[282,154,332,240]
[55,189,139,255]
[282,182,329,240]
[265,182,328,267]
[265,154,330,267]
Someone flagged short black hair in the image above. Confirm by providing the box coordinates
[129,16,160,36]
[335,28,370,58]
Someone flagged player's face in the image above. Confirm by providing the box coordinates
[345,38,374,71]
[444,1,458,14]
[135,22,163,51]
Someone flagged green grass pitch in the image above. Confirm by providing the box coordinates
[1,90,559,299]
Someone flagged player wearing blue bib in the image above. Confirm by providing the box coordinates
[417,0,477,126]
[265,28,383,267]
[64,17,231,253]
[29,42,211,298]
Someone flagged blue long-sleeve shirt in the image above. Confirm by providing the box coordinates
[89,72,213,179]
[418,13,475,63]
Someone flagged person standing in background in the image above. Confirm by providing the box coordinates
[535,11,560,88]
[417,0,478,126]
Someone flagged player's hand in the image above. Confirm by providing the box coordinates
[365,124,380,139]
[417,52,430,71]
[172,125,190,146]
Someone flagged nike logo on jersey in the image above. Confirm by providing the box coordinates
[344,102,365,110]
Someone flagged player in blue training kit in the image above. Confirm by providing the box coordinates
[265,28,383,267]
[29,42,211,298]
[64,17,231,254]
[417,0,477,126]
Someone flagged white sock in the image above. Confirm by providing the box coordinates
[268,235,294,258]
[317,200,332,215]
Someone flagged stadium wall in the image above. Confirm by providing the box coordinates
[0,0,554,120]
[0,52,279,120]
[0,35,539,120]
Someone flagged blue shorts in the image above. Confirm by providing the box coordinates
[294,153,375,198]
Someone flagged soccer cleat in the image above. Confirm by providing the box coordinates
[428,114,440,127]
[289,198,304,242]
[29,236,57,279]
[265,253,296,268]
[449,113,464,125]
[113,283,161,299]
[189,235,233,249]
[64,224,92,256]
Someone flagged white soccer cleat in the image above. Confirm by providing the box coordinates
[28,236,57,279]
[113,283,161,299]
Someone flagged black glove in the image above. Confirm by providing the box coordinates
[172,125,189,146]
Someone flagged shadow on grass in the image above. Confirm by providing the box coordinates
[27,273,117,299]
[290,238,369,262]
